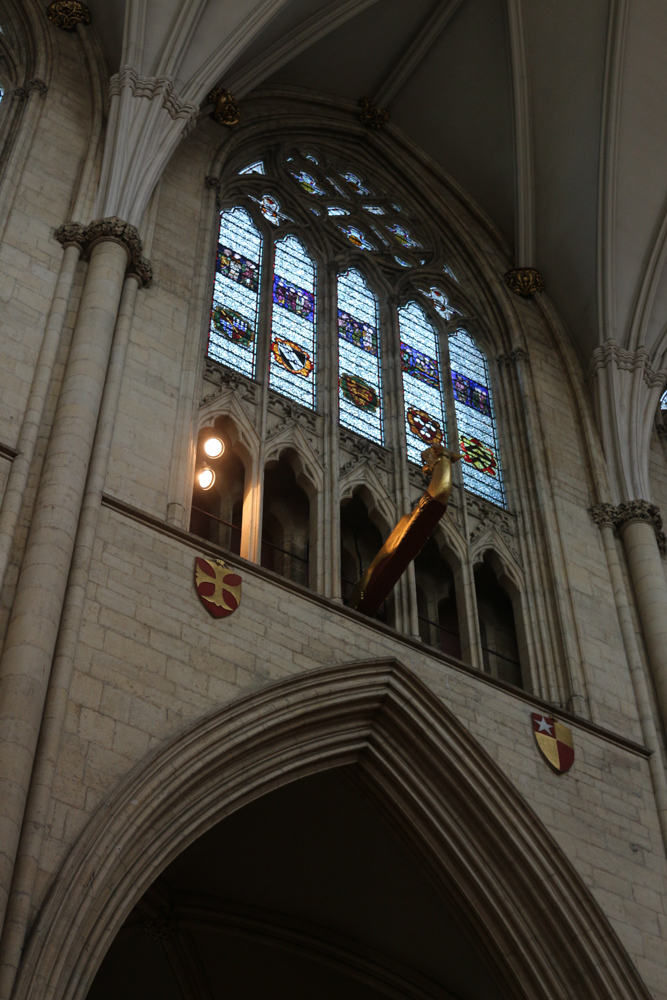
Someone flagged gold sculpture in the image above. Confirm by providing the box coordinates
[358,98,390,131]
[504,267,544,297]
[351,445,459,616]
[46,1,91,31]
[207,89,240,128]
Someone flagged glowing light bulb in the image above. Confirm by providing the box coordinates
[203,436,224,459]
[198,467,215,490]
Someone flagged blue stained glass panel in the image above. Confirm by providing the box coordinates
[327,206,349,216]
[239,160,264,175]
[387,223,420,248]
[270,237,316,409]
[338,225,375,250]
[661,390,667,410]
[208,208,262,378]
[448,328,504,506]
[399,302,446,464]
[290,170,327,195]
[341,171,371,195]
[364,205,385,215]
[400,342,440,388]
[394,255,411,268]
[337,269,382,444]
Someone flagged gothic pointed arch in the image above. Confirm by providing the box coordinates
[14,660,651,1000]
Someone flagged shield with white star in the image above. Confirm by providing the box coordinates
[531,712,574,773]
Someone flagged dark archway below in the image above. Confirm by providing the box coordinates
[87,768,500,1000]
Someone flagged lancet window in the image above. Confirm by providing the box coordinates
[449,329,504,507]
[337,269,382,444]
[399,302,446,465]
[270,237,317,409]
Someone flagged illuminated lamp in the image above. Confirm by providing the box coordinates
[198,467,215,490]
[203,436,224,459]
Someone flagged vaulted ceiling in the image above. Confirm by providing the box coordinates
[86,0,667,367]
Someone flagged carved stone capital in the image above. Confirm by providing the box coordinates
[53,222,87,251]
[496,347,528,367]
[589,340,667,392]
[127,256,153,289]
[358,97,390,130]
[53,217,152,286]
[591,499,667,556]
[207,88,239,127]
[12,79,48,101]
[85,216,142,264]
[46,1,91,31]
[504,268,544,297]
[589,502,618,528]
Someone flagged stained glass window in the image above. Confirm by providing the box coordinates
[338,225,375,251]
[425,286,460,321]
[449,328,504,506]
[270,236,317,409]
[387,223,420,248]
[328,176,347,197]
[341,171,371,195]
[443,263,457,281]
[305,154,319,164]
[337,270,382,444]
[394,256,411,268]
[207,208,262,379]
[661,390,667,410]
[239,160,264,175]
[254,194,290,225]
[399,302,446,464]
[364,205,385,215]
[290,170,327,195]
[327,206,349,216]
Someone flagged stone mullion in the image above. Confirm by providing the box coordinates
[383,297,417,636]
[493,354,547,695]
[438,326,483,669]
[322,263,341,599]
[246,226,274,564]
[0,218,145,942]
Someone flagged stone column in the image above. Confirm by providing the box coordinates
[616,501,667,727]
[591,503,667,852]
[0,218,145,936]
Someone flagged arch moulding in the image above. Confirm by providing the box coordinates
[15,660,650,1000]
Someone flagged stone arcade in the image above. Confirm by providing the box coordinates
[0,2,667,998]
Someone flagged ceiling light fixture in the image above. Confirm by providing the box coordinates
[198,467,215,490]
[203,436,224,459]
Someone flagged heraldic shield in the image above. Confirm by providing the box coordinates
[531,712,574,773]
[194,557,242,619]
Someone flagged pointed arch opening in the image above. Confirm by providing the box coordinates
[15,661,650,1000]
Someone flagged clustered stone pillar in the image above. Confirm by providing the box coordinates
[0,218,148,940]
[614,502,667,726]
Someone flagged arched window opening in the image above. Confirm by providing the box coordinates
[207,208,262,380]
[340,489,394,625]
[474,556,522,687]
[337,269,382,444]
[399,302,446,464]
[190,428,244,555]
[261,457,310,587]
[414,538,461,659]
[661,389,667,411]
[270,236,317,410]
[449,328,505,507]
